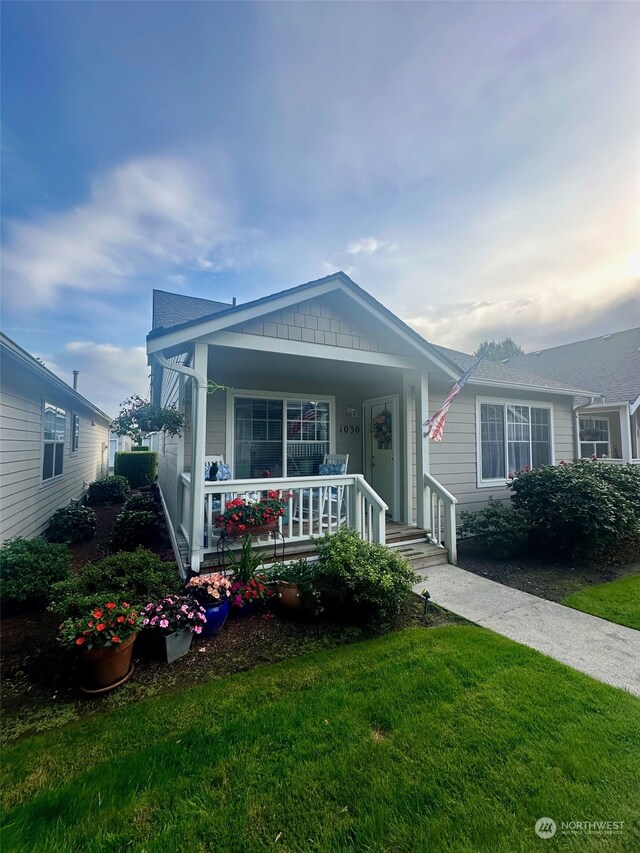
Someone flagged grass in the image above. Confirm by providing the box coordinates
[2,627,639,852]
[562,575,640,630]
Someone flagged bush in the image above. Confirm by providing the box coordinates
[122,492,157,512]
[114,451,158,488]
[312,528,419,623]
[111,509,159,552]
[50,548,181,616]
[131,445,150,452]
[1,537,70,605]
[460,497,531,558]
[509,461,640,560]
[86,475,129,506]
[47,505,97,544]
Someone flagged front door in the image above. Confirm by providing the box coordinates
[363,396,399,518]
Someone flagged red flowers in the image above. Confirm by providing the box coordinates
[75,637,86,645]
[116,615,125,623]
[96,623,106,631]
[59,602,140,651]
[106,602,116,610]
[93,609,103,619]
[111,636,121,644]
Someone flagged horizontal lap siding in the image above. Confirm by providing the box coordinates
[0,373,109,541]
[157,354,186,533]
[427,384,575,518]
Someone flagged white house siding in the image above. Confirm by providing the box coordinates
[156,353,184,534]
[427,383,575,518]
[0,363,110,541]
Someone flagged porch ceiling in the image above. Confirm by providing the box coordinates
[206,345,414,391]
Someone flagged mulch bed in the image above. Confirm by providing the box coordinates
[0,493,466,745]
[456,541,640,602]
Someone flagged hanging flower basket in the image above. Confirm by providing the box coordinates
[214,492,288,537]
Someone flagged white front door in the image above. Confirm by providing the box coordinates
[363,396,399,518]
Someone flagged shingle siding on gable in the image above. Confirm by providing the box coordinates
[228,296,414,356]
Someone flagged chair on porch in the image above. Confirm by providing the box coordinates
[319,453,349,529]
[203,456,231,545]
[290,453,350,530]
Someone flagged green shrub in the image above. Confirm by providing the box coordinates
[111,509,159,552]
[122,492,157,512]
[509,461,640,560]
[47,505,97,544]
[131,445,150,452]
[86,475,129,506]
[49,548,181,616]
[1,537,70,605]
[114,451,158,488]
[312,528,419,623]
[460,497,531,558]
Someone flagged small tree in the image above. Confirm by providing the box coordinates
[473,337,524,361]
[111,395,185,446]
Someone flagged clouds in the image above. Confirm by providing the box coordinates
[2,157,241,310]
[36,341,149,418]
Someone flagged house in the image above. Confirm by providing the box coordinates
[0,333,111,541]
[506,327,640,464]
[147,272,595,574]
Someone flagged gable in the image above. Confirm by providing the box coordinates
[227,291,419,358]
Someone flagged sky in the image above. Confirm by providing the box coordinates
[2,1,639,416]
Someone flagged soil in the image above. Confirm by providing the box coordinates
[0,493,467,745]
[456,540,640,602]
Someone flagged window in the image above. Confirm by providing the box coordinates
[478,400,552,484]
[43,402,65,481]
[233,395,331,478]
[71,414,80,453]
[579,416,610,458]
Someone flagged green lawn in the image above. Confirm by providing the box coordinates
[2,627,639,853]
[562,575,640,630]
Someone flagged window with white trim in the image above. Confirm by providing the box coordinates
[579,416,610,458]
[43,402,65,480]
[233,396,331,478]
[478,401,552,484]
[71,414,80,453]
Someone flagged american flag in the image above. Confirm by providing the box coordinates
[423,355,483,442]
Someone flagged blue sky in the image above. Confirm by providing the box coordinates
[2,1,639,415]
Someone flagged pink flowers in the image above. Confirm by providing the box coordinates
[185,573,233,606]
[140,596,207,636]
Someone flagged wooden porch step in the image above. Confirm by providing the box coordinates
[391,541,450,570]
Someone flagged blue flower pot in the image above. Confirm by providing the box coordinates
[202,599,229,637]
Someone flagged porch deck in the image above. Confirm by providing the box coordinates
[175,519,449,575]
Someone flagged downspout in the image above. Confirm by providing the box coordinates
[152,350,208,572]
[573,395,598,460]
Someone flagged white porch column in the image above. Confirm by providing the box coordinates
[175,374,186,532]
[189,342,208,571]
[620,404,633,462]
[402,374,413,524]
[414,370,429,531]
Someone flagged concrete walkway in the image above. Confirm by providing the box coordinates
[414,565,640,697]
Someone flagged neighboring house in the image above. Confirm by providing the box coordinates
[108,431,133,469]
[506,328,640,463]
[147,272,594,573]
[0,333,111,541]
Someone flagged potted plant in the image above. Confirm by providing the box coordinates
[267,558,321,613]
[214,490,289,537]
[59,601,140,694]
[140,595,207,663]
[184,573,232,637]
[224,537,273,615]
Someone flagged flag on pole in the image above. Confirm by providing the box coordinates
[423,355,483,441]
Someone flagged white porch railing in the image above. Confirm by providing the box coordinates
[594,457,640,465]
[424,472,458,564]
[179,473,388,553]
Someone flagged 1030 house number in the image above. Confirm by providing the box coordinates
[339,425,360,434]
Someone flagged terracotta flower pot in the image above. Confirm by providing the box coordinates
[278,581,302,610]
[79,633,136,694]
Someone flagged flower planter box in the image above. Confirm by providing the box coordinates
[225,519,278,538]
[162,628,194,663]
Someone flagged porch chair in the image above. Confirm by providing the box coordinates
[290,453,350,530]
[320,453,349,529]
[203,456,232,545]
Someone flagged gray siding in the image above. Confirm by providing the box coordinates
[427,383,575,518]
[229,292,416,357]
[0,365,109,541]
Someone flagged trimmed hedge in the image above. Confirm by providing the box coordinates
[47,505,97,544]
[86,475,129,506]
[114,451,158,488]
[1,537,70,605]
[131,445,150,452]
[49,548,181,616]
